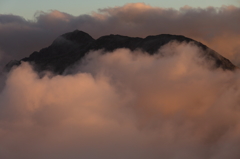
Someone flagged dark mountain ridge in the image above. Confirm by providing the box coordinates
[6,30,236,74]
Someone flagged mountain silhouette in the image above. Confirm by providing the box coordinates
[6,30,236,74]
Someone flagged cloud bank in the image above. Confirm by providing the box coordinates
[0,3,240,67]
[1,43,240,158]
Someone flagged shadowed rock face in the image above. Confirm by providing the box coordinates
[6,30,236,74]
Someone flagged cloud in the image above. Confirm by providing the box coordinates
[1,43,240,158]
[0,3,240,67]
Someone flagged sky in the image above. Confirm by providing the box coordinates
[0,0,239,19]
[1,1,240,159]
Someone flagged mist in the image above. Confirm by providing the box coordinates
[1,43,240,159]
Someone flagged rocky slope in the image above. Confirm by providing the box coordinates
[6,30,236,74]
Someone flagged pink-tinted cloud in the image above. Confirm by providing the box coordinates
[1,44,240,158]
[1,3,240,159]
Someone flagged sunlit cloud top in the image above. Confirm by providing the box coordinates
[0,0,239,20]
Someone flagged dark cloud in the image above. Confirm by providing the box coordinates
[0,3,240,67]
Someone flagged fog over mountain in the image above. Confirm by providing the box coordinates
[1,29,240,159]
[1,3,240,159]
[6,30,236,74]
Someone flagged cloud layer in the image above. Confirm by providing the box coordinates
[0,3,240,67]
[1,43,240,159]
[1,3,240,158]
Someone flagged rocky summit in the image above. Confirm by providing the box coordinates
[6,30,236,74]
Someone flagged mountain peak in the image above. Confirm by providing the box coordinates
[6,30,236,74]
[51,30,94,46]
[61,30,94,43]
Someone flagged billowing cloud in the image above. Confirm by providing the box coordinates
[1,43,240,158]
[0,3,240,67]
[1,3,240,158]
